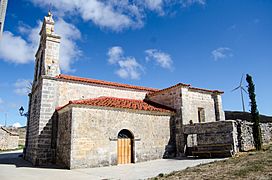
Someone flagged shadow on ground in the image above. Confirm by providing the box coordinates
[0,151,64,169]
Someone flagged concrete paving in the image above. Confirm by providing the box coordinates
[0,150,225,180]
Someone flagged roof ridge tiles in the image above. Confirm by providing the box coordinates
[56,74,158,92]
[148,82,224,97]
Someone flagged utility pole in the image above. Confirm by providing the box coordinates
[4,112,7,127]
[0,0,9,38]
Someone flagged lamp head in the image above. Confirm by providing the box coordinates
[19,106,24,116]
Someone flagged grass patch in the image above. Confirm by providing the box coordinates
[0,145,24,152]
[150,144,272,180]
[18,144,25,149]
[233,163,264,177]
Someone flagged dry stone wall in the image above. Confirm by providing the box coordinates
[236,120,272,151]
[0,127,19,150]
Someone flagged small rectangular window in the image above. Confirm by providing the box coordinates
[198,108,205,123]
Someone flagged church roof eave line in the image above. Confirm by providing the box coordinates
[55,74,159,92]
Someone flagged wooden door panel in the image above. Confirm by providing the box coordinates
[118,138,131,164]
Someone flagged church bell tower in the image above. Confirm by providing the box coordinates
[25,12,61,165]
[33,11,60,84]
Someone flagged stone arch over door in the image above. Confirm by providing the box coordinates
[117,129,134,164]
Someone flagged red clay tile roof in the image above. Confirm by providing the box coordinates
[148,83,223,97]
[147,83,190,97]
[55,74,223,96]
[56,74,158,92]
[189,87,224,94]
[56,96,175,114]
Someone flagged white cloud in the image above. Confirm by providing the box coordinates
[211,47,233,61]
[30,0,141,31]
[0,18,81,72]
[181,0,206,7]
[0,32,36,64]
[141,0,164,14]
[145,0,164,10]
[29,0,205,31]
[54,19,82,72]
[12,122,22,128]
[108,46,124,64]
[117,58,142,79]
[145,49,173,69]
[14,79,32,96]
[108,46,143,80]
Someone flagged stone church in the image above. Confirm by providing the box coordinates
[24,12,225,169]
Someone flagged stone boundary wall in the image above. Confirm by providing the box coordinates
[236,120,272,151]
[0,127,19,150]
[183,120,238,154]
[3,127,26,146]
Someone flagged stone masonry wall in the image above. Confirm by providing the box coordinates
[35,77,59,164]
[26,75,152,166]
[25,13,61,165]
[25,84,42,164]
[44,35,60,77]
[0,127,19,150]
[183,120,238,153]
[147,86,224,157]
[25,77,58,165]
[146,86,183,156]
[182,88,217,124]
[147,86,182,110]
[213,94,225,121]
[57,80,148,107]
[60,106,171,169]
[56,109,72,168]
[4,127,26,146]
[236,120,272,151]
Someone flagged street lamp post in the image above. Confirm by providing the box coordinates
[19,106,28,117]
[19,106,29,159]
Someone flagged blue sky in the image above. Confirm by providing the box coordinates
[0,0,271,127]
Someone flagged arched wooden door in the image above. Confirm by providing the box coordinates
[117,129,134,164]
